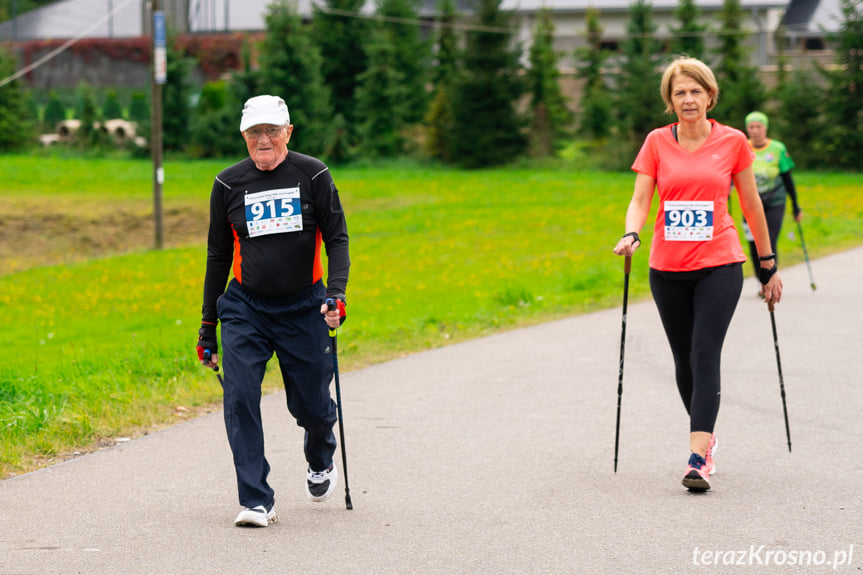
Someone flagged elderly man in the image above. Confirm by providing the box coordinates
[196,95,350,527]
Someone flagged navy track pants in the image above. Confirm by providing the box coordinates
[217,279,337,508]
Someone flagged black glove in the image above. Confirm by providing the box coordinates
[196,322,218,362]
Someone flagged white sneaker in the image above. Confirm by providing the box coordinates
[306,464,338,502]
[234,502,277,527]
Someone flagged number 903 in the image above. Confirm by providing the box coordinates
[667,209,708,227]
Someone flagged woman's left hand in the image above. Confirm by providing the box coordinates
[763,271,783,305]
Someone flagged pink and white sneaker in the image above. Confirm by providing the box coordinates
[682,453,711,491]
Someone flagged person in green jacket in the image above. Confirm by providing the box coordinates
[742,111,802,290]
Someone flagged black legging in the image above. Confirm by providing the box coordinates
[649,263,743,433]
[746,201,785,277]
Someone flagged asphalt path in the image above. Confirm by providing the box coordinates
[2,248,861,574]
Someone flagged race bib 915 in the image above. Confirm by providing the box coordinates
[664,200,714,241]
[245,187,303,238]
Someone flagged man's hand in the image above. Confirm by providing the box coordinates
[321,298,346,330]
[196,323,219,369]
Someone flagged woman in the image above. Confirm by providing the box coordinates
[612,57,782,492]
[743,111,802,287]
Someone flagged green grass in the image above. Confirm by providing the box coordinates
[2,154,862,477]
[1,153,226,197]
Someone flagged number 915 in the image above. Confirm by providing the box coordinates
[250,198,295,221]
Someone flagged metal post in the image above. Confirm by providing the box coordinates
[108,0,114,37]
[151,1,166,250]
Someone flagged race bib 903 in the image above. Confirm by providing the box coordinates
[245,187,303,238]
[664,200,714,241]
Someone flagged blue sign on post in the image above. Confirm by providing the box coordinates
[153,11,167,84]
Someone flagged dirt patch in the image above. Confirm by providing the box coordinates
[0,204,209,276]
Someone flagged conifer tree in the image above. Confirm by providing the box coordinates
[230,38,259,108]
[425,85,455,161]
[774,68,822,169]
[769,25,821,169]
[431,0,458,89]
[162,39,195,153]
[670,0,707,59]
[313,0,368,132]
[355,25,409,157]
[376,0,431,123]
[773,25,790,91]
[258,0,333,158]
[190,81,247,158]
[450,0,525,167]
[818,0,863,169]
[576,7,612,140]
[425,0,459,162]
[102,89,124,120]
[43,90,67,132]
[526,8,572,156]
[0,46,35,152]
[74,81,107,150]
[326,113,354,164]
[711,0,765,129]
[129,91,150,123]
[616,0,664,149]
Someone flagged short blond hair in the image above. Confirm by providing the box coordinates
[660,57,719,114]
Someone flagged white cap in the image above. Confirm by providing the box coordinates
[239,95,291,132]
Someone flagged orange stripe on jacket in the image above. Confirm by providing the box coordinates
[232,224,243,284]
[313,227,323,284]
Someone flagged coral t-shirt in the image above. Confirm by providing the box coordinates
[632,120,754,272]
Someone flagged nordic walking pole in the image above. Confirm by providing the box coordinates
[768,301,792,453]
[326,298,353,510]
[202,349,223,385]
[614,255,632,473]
[795,220,816,290]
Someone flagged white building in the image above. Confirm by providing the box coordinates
[0,0,844,68]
